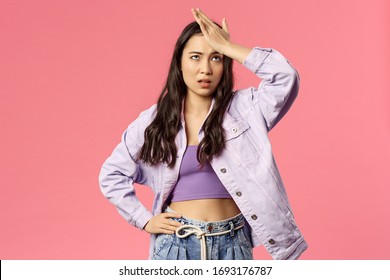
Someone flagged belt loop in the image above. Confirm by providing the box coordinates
[229,221,235,237]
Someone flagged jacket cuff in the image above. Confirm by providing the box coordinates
[282,237,309,260]
[242,47,273,72]
[133,208,154,230]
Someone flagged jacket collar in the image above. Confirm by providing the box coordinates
[179,95,246,141]
[180,97,216,128]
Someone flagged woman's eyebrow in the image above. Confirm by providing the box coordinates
[188,51,203,54]
[187,51,221,55]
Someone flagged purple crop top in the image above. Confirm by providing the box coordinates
[169,146,232,202]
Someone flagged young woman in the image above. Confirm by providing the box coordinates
[99,8,308,260]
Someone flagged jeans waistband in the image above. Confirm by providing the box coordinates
[165,206,245,234]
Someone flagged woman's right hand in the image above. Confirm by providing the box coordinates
[191,8,230,55]
[143,212,183,234]
[191,8,252,64]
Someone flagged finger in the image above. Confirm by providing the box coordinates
[160,217,182,227]
[166,220,183,227]
[197,17,215,35]
[191,8,200,21]
[192,9,211,35]
[158,229,176,234]
[191,9,209,34]
[222,17,229,34]
[196,8,215,27]
[165,224,181,232]
[162,212,182,219]
[158,222,181,234]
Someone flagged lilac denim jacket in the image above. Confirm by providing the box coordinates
[99,47,308,260]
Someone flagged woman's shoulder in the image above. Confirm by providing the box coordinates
[137,103,158,119]
[127,103,157,130]
[228,87,257,114]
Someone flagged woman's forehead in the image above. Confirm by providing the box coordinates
[183,34,217,54]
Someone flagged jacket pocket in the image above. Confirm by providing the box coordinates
[224,118,263,165]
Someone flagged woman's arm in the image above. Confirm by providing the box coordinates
[242,47,300,132]
[99,110,182,234]
[99,121,154,230]
[192,8,299,132]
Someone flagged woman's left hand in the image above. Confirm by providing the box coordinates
[191,8,230,55]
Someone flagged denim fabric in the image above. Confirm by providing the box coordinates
[151,207,253,260]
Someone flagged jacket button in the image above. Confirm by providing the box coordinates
[231,128,237,133]
[251,214,257,220]
[236,191,242,196]
[268,239,276,245]
[220,168,227,173]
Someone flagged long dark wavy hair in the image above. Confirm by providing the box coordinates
[138,21,234,168]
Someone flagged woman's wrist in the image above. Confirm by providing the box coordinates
[222,42,252,64]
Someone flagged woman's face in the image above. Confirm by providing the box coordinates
[181,34,224,99]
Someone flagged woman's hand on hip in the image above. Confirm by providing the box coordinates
[143,212,183,234]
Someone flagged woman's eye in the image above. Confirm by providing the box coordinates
[212,56,222,61]
[190,55,200,60]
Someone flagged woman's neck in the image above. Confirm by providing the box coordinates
[184,94,212,115]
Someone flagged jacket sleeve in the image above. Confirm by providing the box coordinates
[98,113,154,230]
[242,47,300,132]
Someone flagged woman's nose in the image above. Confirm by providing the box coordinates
[200,60,212,75]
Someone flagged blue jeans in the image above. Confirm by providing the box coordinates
[151,207,253,260]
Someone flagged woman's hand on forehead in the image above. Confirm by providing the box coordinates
[191,8,230,55]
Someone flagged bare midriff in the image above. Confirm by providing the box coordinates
[169,198,241,222]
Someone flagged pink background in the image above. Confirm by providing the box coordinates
[1,0,389,259]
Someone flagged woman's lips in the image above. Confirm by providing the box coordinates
[198,79,211,88]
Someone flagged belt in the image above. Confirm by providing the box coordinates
[175,221,244,260]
